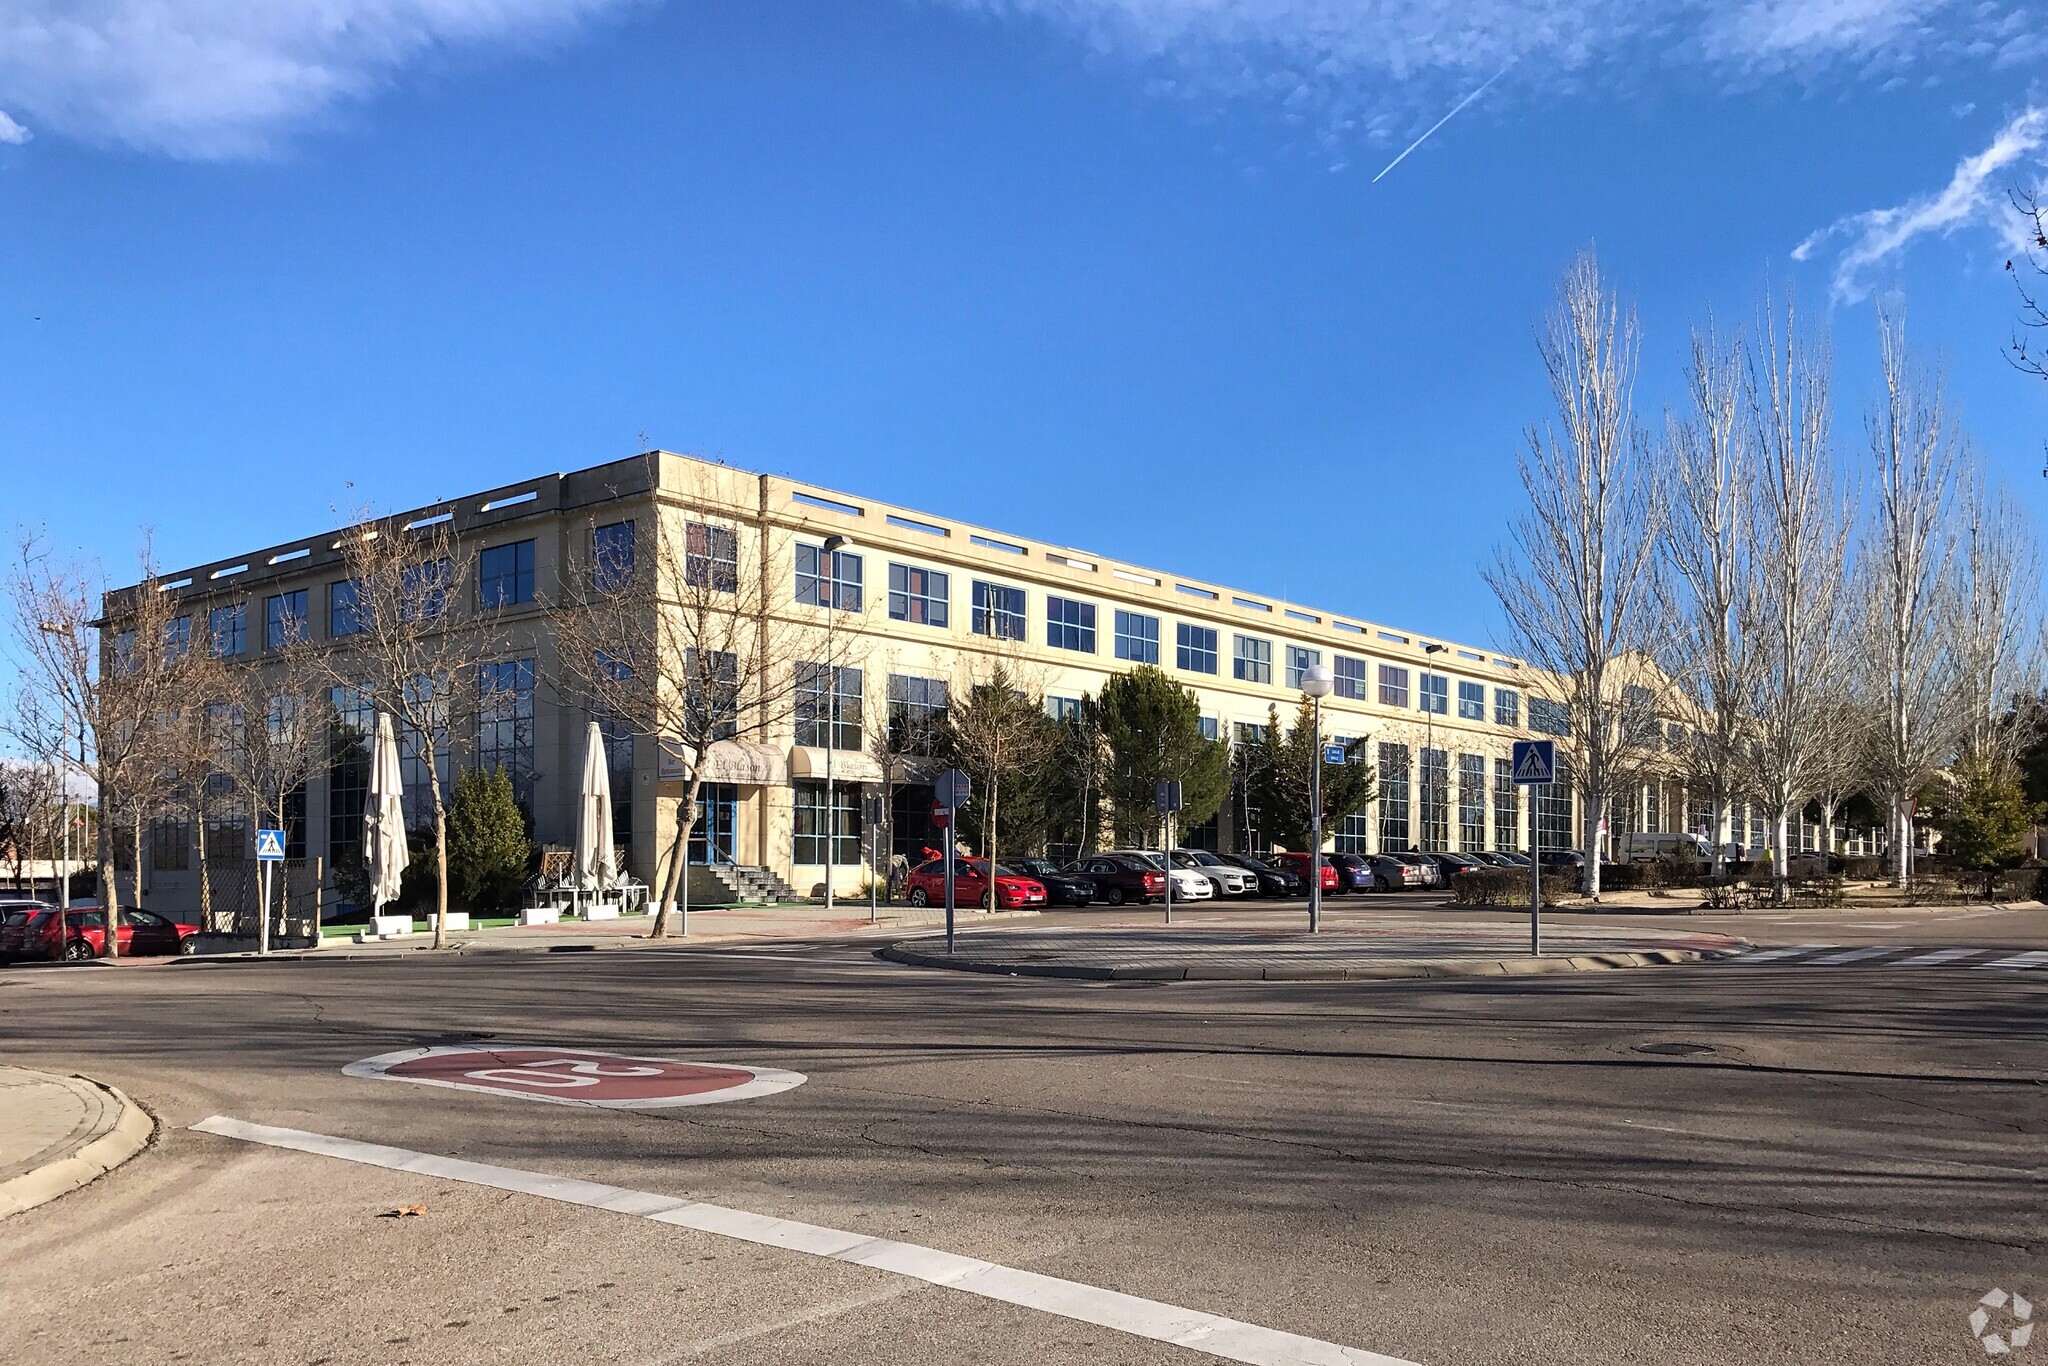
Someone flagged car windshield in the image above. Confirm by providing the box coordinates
[1013,860,1055,876]
[1184,852,1223,866]
[993,863,1036,877]
[1238,858,1271,871]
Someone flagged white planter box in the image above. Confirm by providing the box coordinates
[444,912,472,932]
[583,905,620,921]
[372,914,413,937]
[520,908,561,926]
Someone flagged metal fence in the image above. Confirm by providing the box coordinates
[196,857,326,940]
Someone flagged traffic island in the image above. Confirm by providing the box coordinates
[0,1067,154,1218]
[878,925,1750,981]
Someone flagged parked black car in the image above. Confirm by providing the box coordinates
[1537,850,1610,872]
[1414,851,1488,885]
[1062,854,1168,906]
[1009,858,1096,907]
[1325,853,1376,893]
[1214,853,1303,898]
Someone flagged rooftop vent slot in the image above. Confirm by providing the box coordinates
[1284,609,1318,623]
[971,534,1025,555]
[1176,584,1218,600]
[405,512,454,531]
[1232,596,1271,612]
[1113,569,1159,586]
[481,490,538,512]
[210,564,250,580]
[1047,553,1096,572]
[268,549,311,565]
[886,514,948,537]
[793,491,863,517]
[1378,630,1409,644]
[1332,621,1364,634]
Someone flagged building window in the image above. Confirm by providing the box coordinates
[266,591,308,649]
[1458,681,1485,721]
[1197,717,1219,741]
[1495,688,1520,728]
[330,580,363,638]
[598,712,634,851]
[1233,721,1267,748]
[685,649,740,742]
[149,818,190,872]
[112,630,136,677]
[1459,753,1487,851]
[888,564,949,627]
[972,581,1026,641]
[888,674,948,755]
[1176,623,1218,674]
[793,781,861,866]
[1046,695,1082,723]
[1530,697,1570,737]
[1378,742,1411,850]
[1334,655,1368,701]
[796,663,863,751]
[595,520,636,591]
[1493,758,1520,852]
[1378,665,1409,708]
[1419,672,1449,716]
[477,658,536,802]
[1233,635,1271,684]
[164,615,191,661]
[480,540,536,609]
[1046,596,1096,652]
[1114,610,1159,664]
[684,522,737,593]
[208,603,246,657]
[1535,755,1574,853]
[796,543,863,611]
[327,686,374,869]
[1419,747,1449,851]
[401,558,451,623]
[1285,645,1321,690]
[399,673,449,830]
[1334,813,1371,855]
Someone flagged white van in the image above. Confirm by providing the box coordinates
[1614,832,1713,865]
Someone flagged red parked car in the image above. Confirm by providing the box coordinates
[0,906,200,963]
[1270,852,1342,893]
[903,858,1048,910]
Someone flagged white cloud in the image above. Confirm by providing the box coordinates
[1794,105,2047,304]
[0,109,28,145]
[0,1,638,158]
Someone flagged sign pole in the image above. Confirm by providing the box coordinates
[1164,810,1174,926]
[258,858,270,956]
[1510,741,1554,958]
[935,769,970,956]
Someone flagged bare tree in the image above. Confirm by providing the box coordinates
[1948,474,2043,778]
[324,511,501,948]
[1858,310,1966,885]
[1487,254,1666,897]
[550,464,819,937]
[1743,299,1856,900]
[1657,320,1760,875]
[936,656,1057,880]
[2008,189,2048,388]
[0,760,60,892]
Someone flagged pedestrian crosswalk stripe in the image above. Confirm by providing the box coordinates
[1731,945,2047,970]
[1979,950,2048,971]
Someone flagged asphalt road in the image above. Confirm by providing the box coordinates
[1,901,2043,1366]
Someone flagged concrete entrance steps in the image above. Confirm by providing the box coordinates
[691,864,796,905]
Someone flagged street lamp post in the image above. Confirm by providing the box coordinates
[1301,664,1334,934]
[1422,643,1446,852]
[820,535,850,914]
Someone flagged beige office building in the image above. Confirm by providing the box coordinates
[123,451,1563,916]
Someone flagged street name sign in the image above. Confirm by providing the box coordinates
[343,1046,808,1109]
[1511,740,1556,786]
[1323,744,1347,765]
[255,828,286,862]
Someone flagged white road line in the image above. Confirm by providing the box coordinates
[191,1116,1412,1366]
[1734,945,1836,963]
[1890,947,1983,969]
[1807,946,1902,966]
[1978,950,2048,971]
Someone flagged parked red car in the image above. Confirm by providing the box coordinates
[1270,852,1342,893]
[903,858,1048,910]
[0,906,200,963]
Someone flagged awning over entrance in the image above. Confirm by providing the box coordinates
[660,740,788,787]
[787,746,885,784]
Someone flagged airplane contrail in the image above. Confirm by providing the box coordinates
[1372,61,1517,184]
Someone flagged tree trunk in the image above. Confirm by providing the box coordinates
[433,806,449,950]
[1582,792,1604,899]
[120,819,146,958]
[1895,800,1912,887]
[650,778,700,940]
[1772,809,1791,905]
[195,812,213,932]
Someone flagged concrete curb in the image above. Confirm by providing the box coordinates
[0,1075,154,1219]
[876,942,1747,982]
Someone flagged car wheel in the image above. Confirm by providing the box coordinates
[908,887,929,908]
[63,939,96,962]
[1106,886,1126,906]
[177,936,198,956]
[983,889,996,910]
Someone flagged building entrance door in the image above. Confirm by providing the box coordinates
[689,784,739,865]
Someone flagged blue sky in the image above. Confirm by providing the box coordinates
[2,0,2046,651]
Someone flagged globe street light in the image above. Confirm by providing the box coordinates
[821,534,850,914]
[1301,664,1334,934]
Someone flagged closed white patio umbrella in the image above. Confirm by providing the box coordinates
[575,720,617,892]
[364,712,410,915]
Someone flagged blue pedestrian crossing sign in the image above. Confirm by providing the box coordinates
[255,828,287,862]
[1511,740,1556,786]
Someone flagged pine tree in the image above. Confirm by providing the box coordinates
[1097,666,1228,846]
[445,766,532,911]
[1242,700,1378,851]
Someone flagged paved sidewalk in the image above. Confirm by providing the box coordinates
[0,1067,153,1217]
[881,923,1750,981]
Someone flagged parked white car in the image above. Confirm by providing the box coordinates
[1110,850,1216,900]
[1169,849,1259,897]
